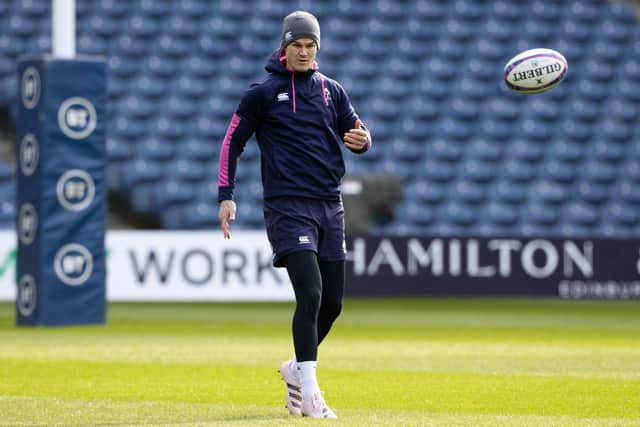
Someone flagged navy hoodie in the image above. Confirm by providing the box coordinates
[218,49,371,202]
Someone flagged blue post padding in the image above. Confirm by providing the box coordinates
[15,56,107,326]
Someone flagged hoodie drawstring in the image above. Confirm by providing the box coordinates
[291,73,297,113]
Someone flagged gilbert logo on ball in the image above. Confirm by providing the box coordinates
[504,48,568,94]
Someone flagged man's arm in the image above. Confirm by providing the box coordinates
[335,83,372,154]
[343,118,371,153]
[217,85,264,238]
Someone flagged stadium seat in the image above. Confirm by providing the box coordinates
[525,202,560,227]
[405,181,446,205]
[453,181,486,205]
[493,180,527,206]
[0,199,15,229]
[563,202,599,227]
[442,201,477,227]
[403,200,436,227]
[462,159,496,184]
[528,181,566,206]
[543,160,577,184]
[484,202,519,227]
[577,182,609,206]
[0,162,11,182]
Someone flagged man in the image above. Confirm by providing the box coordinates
[217,10,371,419]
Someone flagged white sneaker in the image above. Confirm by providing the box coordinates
[301,392,337,419]
[278,360,302,415]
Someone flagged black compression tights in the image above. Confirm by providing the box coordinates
[282,251,345,362]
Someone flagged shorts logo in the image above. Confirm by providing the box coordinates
[18,203,38,245]
[19,133,39,176]
[58,97,97,139]
[56,169,95,211]
[277,92,289,102]
[17,274,37,317]
[21,66,40,109]
[298,235,311,244]
[54,243,93,286]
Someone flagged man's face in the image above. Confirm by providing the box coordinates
[285,38,317,72]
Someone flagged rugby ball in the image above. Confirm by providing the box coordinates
[504,48,568,94]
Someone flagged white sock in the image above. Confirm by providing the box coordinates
[296,361,320,399]
[291,355,297,376]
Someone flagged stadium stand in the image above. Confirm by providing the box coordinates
[0,0,639,236]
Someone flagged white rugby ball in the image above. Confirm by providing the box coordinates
[504,48,568,94]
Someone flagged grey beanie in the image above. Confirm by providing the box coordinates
[281,11,321,49]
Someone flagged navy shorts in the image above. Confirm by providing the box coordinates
[264,197,346,268]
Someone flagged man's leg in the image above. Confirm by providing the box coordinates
[281,250,336,418]
[282,250,322,363]
[317,260,345,345]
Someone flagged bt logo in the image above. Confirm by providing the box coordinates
[18,203,38,245]
[17,274,37,317]
[19,133,39,176]
[54,243,93,286]
[56,169,95,211]
[21,67,40,109]
[57,97,97,139]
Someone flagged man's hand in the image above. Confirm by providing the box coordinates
[343,119,370,151]
[218,200,236,239]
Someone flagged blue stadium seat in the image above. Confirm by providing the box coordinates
[563,202,599,228]
[543,160,577,184]
[494,180,527,206]
[531,181,568,205]
[423,139,464,163]
[593,140,625,164]
[181,200,218,229]
[125,14,159,39]
[502,159,536,183]
[479,117,512,142]
[414,159,456,183]
[462,159,496,183]
[548,141,584,163]
[484,202,519,227]
[123,159,164,189]
[566,98,599,123]
[596,118,632,143]
[106,137,133,163]
[593,40,623,64]
[489,0,522,20]
[605,202,639,227]
[453,181,486,205]
[131,179,197,215]
[523,19,554,42]
[468,140,503,163]
[567,1,602,24]
[116,35,148,59]
[525,202,560,227]
[403,200,436,227]
[616,182,640,205]
[96,0,130,19]
[0,162,11,182]
[442,201,477,227]
[0,199,15,229]
[510,139,544,163]
[581,160,617,184]
[577,182,609,206]
[405,181,446,205]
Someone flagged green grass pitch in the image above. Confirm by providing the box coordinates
[0,298,639,426]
